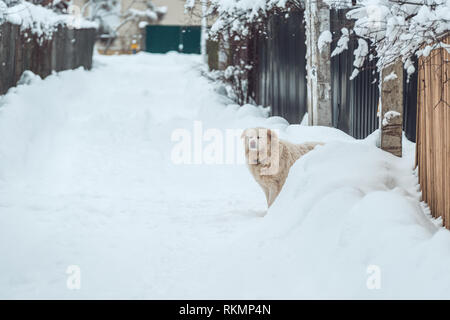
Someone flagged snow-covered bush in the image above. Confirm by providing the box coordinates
[197,0,302,40]
[326,0,450,77]
[208,64,253,103]
[185,0,302,50]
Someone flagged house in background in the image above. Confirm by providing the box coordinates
[72,0,203,54]
[73,0,167,54]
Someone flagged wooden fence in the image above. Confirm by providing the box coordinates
[0,23,97,95]
[416,36,450,227]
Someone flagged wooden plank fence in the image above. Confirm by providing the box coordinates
[0,23,97,95]
[416,35,450,227]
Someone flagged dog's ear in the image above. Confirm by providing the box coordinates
[241,129,247,139]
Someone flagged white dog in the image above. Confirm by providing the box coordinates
[242,127,323,207]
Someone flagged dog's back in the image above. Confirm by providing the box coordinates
[282,141,323,168]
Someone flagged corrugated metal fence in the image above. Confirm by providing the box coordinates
[330,9,379,139]
[250,10,308,124]
[416,36,450,227]
[330,9,419,140]
[403,59,419,142]
[249,9,418,140]
[0,23,97,95]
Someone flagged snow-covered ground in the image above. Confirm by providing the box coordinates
[0,52,449,299]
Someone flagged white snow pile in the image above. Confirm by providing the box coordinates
[350,38,369,80]
[196,137,450,299]
[331,27,350,57]
[1,53,450,299]
[127,8,158,21]
[383,71,398,82]
[0,0,98,37]
[382,110,401,126]
[318,30,332,53]
[326,0,450,77]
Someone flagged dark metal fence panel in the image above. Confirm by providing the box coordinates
[330,9,379,139]
[403,59,418,142]
[249,8,417,138]
[331,9,419,140]
[0,24,17,94]
[251,10,307,124]
[0,23,96,95]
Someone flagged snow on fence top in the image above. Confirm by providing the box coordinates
[0,0,98,38]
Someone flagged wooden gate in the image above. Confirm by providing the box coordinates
[416,36,450,226]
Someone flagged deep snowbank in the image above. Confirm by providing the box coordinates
[0,52,449,299]
[193,138,450,299]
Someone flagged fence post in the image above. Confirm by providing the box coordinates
[305,0,332,126]
[380,59,403,157]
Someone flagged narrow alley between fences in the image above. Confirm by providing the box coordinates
[1,53,450,299]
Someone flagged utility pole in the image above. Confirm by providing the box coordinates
[380,59,403,157]
[305,0,332,126]
[200,0,208,62]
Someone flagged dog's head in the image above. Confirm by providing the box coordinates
[241,127,278,166]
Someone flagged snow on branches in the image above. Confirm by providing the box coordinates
[326,0,450,77]
[185,0,302,104]
[81,0,166,37]
[188,0,448,84]
[206,0,301,41]
[187,0,448,100]
[318,30,332,52]
[0,0,97,38]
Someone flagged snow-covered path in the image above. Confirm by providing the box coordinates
[0,53,270,298]
[1,53,450,299]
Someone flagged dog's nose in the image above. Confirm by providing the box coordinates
[249,139,257,150]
